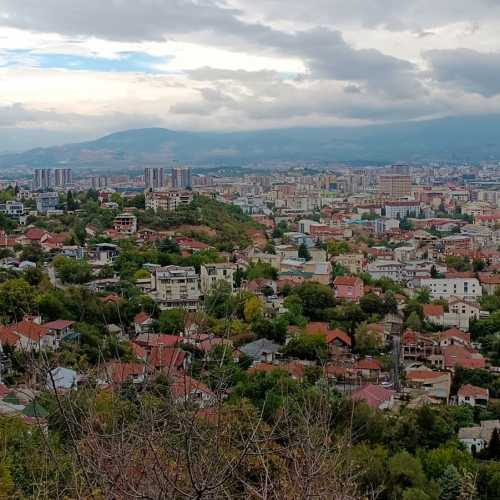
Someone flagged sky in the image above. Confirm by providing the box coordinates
[2,0,500,150]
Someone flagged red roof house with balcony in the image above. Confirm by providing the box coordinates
[333,276,364,302]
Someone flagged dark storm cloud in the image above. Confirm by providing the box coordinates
[425,48,500,97]
[0,0,422,95]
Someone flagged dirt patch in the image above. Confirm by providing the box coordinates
[176,225,217,238]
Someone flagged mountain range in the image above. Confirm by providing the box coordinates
[2,114,500,169]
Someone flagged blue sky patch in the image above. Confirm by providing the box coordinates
[1,50,169,73]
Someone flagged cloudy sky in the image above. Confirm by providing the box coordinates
[1,0,500,150]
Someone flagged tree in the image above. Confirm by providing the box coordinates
[252,317,287,344]
[486,428,500,460]
[355,323,383,355]
[383,290,399,314]
[204,281,234,318]
[0,278,37,321]
[473,259,486,273]
[439,465,461,500]
[298,242,311,261]
[327,240,351,257]
[415,288,432,304]
[331,263,347,278]
[351,444,389,498]
[423,444,475,480]
[290,282,336,320]
[53,256,92,284]
[244,296,263,322]
[406,311,423,331]
[446,256,471,273]
[159,237,180,254]
[403,489,431,500]
[360,293,384,316]
[66,190,78,211]
[19,243,43,263]
[159,308,186,334]
[245,262,278,281]
[0,213,15,232]
[400,217,413,231]
[282,334,328,361]
[387,451,427,498]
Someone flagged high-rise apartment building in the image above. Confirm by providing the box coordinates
[54,168,72,187]
[378,174,412,198]
[144,167,165,189]
[171,166,192,189]
[91,176,109,189]
[33,169,52,191]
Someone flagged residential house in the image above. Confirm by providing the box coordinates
[333,276,364,302]
[200,263,236,294]
[148,347,189,374]
[459,420,500,454]
[0,320,56,351]
[402,330,438,362]
[405,369,451,403]
[102,362,146,386]
[438,327,471,348]
[478,273,500,295]
[305,322,352,352]
[133,312,154,335]
[423,301,480,331]
[170,374,216,408]
[90,243,120,266]
[332,253,364,274]
[366,260,403,282]
[440,344,486,371]
[240,338,281,363]
[43,320,75,345]
[457,384,489,407]
[354,357,383,380]
[46,367,79,391]
[113,213,138,235]
[145,190,193,213]
[420,278,482,300]
[351,384,395,410]
[152,265,201,311]
[303,261,332,285]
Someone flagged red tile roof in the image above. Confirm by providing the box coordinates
[131,342,147,360]
[283,361,307,379]
[148,347,187,372]
[478,273,500,285]
[10,321,49,342]
[442,345,485,369]
[0,327,20,347]
[170,374,215,400]
[305,322,352,347]
[458,384,489,398]
[423,304,444,317]
[351,384,395,409]
[25,227,47,241]
[43,320,75,330]
[355,357,382,371]
[134,312,151,324]
[197,337,232,352]
[106,362,145,384]
[439,328,470,344]
[334,276,361,286]
[248,362,276,374]
[406,370,448,381]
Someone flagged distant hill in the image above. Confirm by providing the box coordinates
[2,114,500,168]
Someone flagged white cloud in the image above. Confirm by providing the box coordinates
[1,0,500,149]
